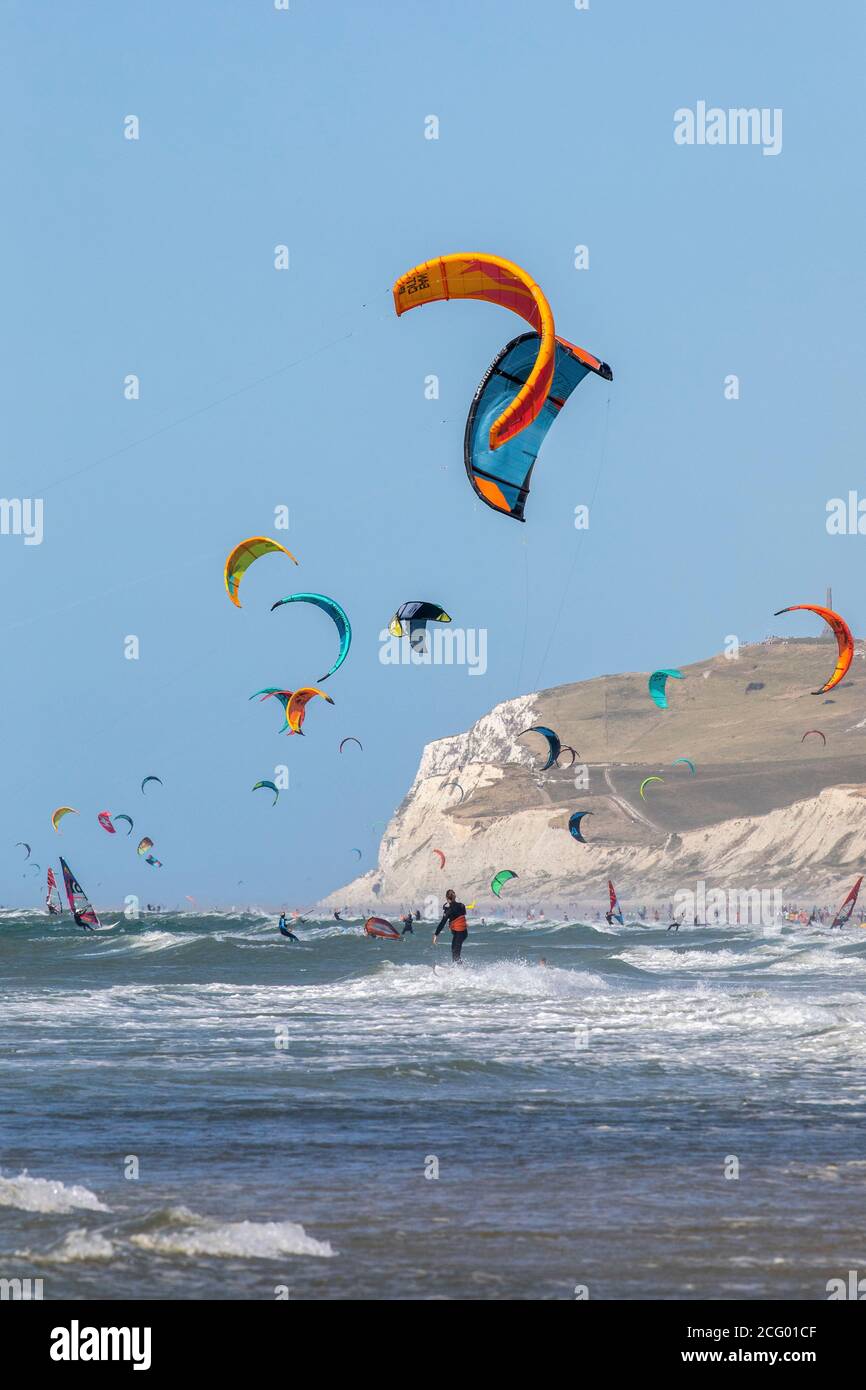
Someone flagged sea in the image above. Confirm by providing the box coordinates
[2,909,865,1301]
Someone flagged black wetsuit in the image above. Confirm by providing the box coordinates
[401,915,414,935]
[435,900,468,961]
[278,915,299,942]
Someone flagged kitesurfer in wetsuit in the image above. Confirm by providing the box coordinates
[333,910,342,921]
[433,889,468,962]
[414,910,420,921]
[666,916,682,933]
[278,911,299,942]
[401,913,414,935]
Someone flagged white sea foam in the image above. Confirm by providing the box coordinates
[0,1171,109,1214]
[131,1216,333,1260]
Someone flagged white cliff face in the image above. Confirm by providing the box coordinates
[316,678,866,915]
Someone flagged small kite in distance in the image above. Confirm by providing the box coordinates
[51,807,79,834]
[141,776,163,795]
[491,869,518,898]
[801,729,827,745]
[388,601,451,652]
[339,737,363,753]
[224,537,298,608]
[270,593,351,682]
[519,726,561,771]
[287,688,334,734]
[648,670,683,710]
[639,776,664,800]
[773,603,853,694]
[568,811,593,843]
[252,781,280,806]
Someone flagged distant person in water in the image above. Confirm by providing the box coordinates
[401,912,414,935]
[605,910,615,926]
[434,889,468,963]
[333,910,342,921]
[278,911,299,942]
[414,909,420,921]
[666,916,682,932]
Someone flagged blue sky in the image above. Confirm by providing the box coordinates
[2,1,864,907]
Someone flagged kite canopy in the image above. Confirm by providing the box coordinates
[270,593,351,682]
[393,253,555,449]
[51,806,79,834]
[287,687,334,734]
[801,729,826,745]
[15,842,31,859]
[144,855,163,868]
[388,601,451,652]
[672,757,696,774]
[557,745,578,769]
[519,726,561,771]
[141,776,163,794]
[568,810,593,842]
[137,837,154,856]
[114,814,134,835]
[224,536,298,608]
[774,604,854,694]
[433,849,446,869]
[639,776,664,800]
[252,780,280,806]
[491,869,518,898]
[250,689,296,735]
[466,333,612,521]
[648,670,683,710]
[364,916,401,939]
[97,811,116,834]
[339,737,363,753]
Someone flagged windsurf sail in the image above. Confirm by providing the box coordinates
[608,879,624,925]
[831,876,863,928]
[59,856,99,931]
[45,866,62,915]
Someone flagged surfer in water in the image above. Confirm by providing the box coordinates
[278,911,299,943]
[333,909,342,921]
[433,889,468,963]
[400,912,414,935]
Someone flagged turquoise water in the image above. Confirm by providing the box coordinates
[2,911,865,1300]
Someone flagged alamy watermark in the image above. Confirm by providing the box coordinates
[674,102,782,157]
[0,498,43,545]
[379,626,487,676]
[673,880,782,928]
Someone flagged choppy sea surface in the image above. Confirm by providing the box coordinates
[2,909,865,1301]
